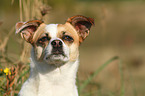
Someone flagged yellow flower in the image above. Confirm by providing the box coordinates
[4,68,11,75]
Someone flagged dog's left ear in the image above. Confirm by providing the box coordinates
[15,20,44,44]
[67,15,94,43]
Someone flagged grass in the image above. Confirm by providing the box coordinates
[77,56,125,96]
[79,56,119,91]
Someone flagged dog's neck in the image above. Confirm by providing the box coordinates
[28,49,79,96]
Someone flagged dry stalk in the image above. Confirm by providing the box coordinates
[3,66,18,96]
[11,0,14,5]
[101,5,108,45]
[0,27,15,57]
[0,21,2,44]
[18,0,51,64]
[101,5,107,36]
[19,42,31,63]
[2,64,26,96]
[19,0,23,21]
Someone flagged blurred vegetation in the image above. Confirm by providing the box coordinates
[0,0,145,96]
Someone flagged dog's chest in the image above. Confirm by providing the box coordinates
[37,68,78,96]
[38,80,76,96]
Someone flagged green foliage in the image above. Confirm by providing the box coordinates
[77,56,125,96]
[80,56,119,91]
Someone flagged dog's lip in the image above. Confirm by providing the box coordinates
[51,50,64,55]
[51,47,64,55]
[45,53,66,60]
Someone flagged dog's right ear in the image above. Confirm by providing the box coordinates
[66,15,94,44]
[15,20,43,44]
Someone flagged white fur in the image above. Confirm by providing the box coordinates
[18,24,79,96]
[45,24,58,38]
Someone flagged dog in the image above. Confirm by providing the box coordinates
[16,15,94,96]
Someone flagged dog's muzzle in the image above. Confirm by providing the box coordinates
[44,39,69,65]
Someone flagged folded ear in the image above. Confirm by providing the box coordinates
[15,20,43,44]
[67,15,94,43]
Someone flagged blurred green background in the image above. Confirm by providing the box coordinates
[0,0,145,96]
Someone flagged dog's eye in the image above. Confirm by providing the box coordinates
[38,37,50,44]
[62,35,74,42]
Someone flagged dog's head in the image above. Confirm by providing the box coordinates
[16,15,94,65]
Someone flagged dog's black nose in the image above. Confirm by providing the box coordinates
[51,40,63,55]
[51,40,62,48]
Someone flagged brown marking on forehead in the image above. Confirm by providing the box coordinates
[57,22,79,46]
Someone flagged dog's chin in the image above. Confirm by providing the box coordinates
[44,54,69,65]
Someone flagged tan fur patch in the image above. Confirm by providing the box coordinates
[57,23,80,61]
[33,23,46,43]
[57,23,79,45]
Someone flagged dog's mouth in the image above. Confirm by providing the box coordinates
[51,47,64,55]
[44,54,68,65]
[44,49,68,65]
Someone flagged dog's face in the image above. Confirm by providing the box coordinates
[16,15,94,65]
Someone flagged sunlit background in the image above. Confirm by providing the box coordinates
[0,0,145,96]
